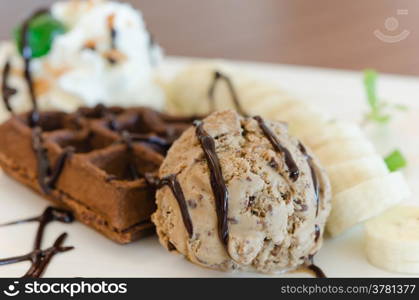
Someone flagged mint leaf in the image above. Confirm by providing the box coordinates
[385,150,407,172]
[363,69,407,124]
[364,69,378,110]
[14,13,66,59]
[368,111,391,123]
[394,104,408,111]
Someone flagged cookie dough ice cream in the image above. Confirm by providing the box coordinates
[0,0,164,122]
[152,110,331,273]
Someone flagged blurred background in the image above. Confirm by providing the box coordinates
[1,0,418,75]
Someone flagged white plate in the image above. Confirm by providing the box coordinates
[1,57,418,278]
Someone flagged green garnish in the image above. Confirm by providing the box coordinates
[384,150,407,172]
[364,69,378,110]
[394,104,408,111]
[14,13,66,58]
[363,69,408,124]
[363,69,390,123]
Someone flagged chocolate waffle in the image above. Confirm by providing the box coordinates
[0,105,193,243]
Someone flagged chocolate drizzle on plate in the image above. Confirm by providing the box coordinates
[32,127,74,194]
[298,142,320,216]
[305,255,327,278]
[21,8,49,127]
[306,263,327,278]
[146,174,193,238]
[194,120,229,245]
[0,207,74,278]
[208,71,248,117]
[253,116,299,181]
[1,60,17,112]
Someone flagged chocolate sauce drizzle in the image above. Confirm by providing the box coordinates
[194,120,229,245]
[21,8,49,127]
[78,104,119,130]
[306,264,326,278]
[298,142,320,216]
[108,14,117,50]
[32,127,74,194]
[78,103,112,119]
[208,71,248,117]
[117,130,173,180]
[1,8,49,122]
[0,207,74,278]
[91,106,195,176]
[314,224,320,243]
[119,131,141,180]
[147,30,157,67]
[147,174,193,238]
[106,113,118,131]
[253,116,299,181]
[106,14,118,64]
[1,60,17,112]
[5,9,73,192]
[137,109,198,145]
[128,133,171,154]
[107,131,167,181]
[305,256,326,278]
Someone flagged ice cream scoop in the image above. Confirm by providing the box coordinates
[0,0,164,123]
[151,110,331,273]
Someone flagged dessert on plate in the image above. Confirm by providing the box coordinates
[0,0,416,278]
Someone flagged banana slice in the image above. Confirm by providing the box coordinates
[167,62,293,117]
[326,171,411,237]
[239,80,285,102]
[252,97,297,119]
[273,100,320,119]
[167,62,237,115]
[274,105,330,136]
[365,206,419,274]
[300,121,364,150]
[327,156,389,194]
[314,138,375,166]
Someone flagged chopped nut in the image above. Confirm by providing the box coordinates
[104,49,127,64]
[268,157,278,169]
[227,217,238,224]
[187,199,197,209]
